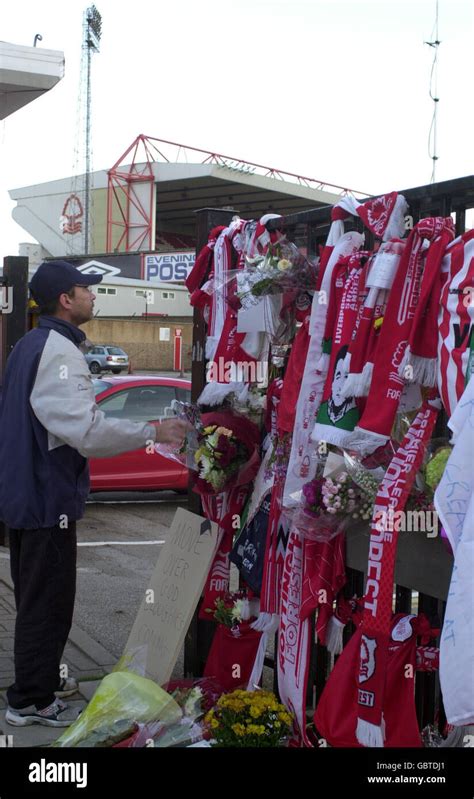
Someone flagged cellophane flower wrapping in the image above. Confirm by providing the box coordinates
[154,399,201,470]
[235,239,319,309]
[191,411,261,495]
[53,671,181,748]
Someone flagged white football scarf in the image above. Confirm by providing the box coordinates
[206,218,242,361]
[277,527,312,746]
[435,377,474,726]
[282,231,364,510]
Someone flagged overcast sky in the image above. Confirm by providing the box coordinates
[1,0,473,255]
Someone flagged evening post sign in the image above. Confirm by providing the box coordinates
[68,252,195,283]
[145,253,194,283]
[125,509,219,685]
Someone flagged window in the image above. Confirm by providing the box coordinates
[106,347,126,355]
[92,379,111,397]
[136,289,154,302]
[97,287,106,294]
[161,291,175,300]
[175,387,191,404]
[97,390,129,417]
[91,347,105,354]
[107,288,117,295]
[97,385,176,422]
[159,328,170,342]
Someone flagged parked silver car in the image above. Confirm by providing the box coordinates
[84,345,129,375]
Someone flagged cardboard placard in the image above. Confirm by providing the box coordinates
[237,294,282,334]
[124,508,219,686]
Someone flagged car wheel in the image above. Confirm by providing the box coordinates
[111,368,122,374]
[89,361,101,375]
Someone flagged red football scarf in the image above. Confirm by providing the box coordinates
[199,485,250,620]
[342,240,405,399]
[283,231,364,509]
[277,527,313,747]
[313,258,365,446]
[336,192,408,242]
[203,620,263,692]
[278,317,311,434]
[317,192,407,291]
[206,219,242,361]
[315,613,438,748]
[399,219,455,386]
[437,229,474,417]
[259,467,291,615]
[300,533,346,645]
[186,225,226,294]
[355,394,440,746]
[349,218,452,455]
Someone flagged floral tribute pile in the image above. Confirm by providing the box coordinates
[155,198,474,748]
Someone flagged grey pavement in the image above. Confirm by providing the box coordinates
[0,565,114,746]
[0,493,188,747]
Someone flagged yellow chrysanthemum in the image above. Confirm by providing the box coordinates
[231,723,246,737]
[250,705,263,718]
[246,724,266,736]
[194,447,204,464]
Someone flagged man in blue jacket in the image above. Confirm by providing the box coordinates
[0,260,190,727]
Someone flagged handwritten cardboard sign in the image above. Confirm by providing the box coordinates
[124,508,219,686]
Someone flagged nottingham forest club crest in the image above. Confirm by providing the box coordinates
[60,194,83,235]
[359,635,377,683]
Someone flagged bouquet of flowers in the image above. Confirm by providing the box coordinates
[234,240,318,309]
[193,411,261,495]
[206,593,250,629]
[204,689,293,747]
[293,475,352,541]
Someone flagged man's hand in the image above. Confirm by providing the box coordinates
[150,418,193,447]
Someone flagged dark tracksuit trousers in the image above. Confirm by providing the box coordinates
[6,524,77,710]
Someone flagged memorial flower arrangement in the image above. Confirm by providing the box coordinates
[236,241,318,308]
[204,689,293,747]
[294,468,379,540]
[194,423,247,492]
[192,411,261,495]
[208,594,246,628]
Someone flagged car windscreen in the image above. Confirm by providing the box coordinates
[92,379,112,396]
[106,347,126,355]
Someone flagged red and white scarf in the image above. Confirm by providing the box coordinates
[341,240,405,399]
[258,469,290,616]
[199,485,250,620]
[300,533,346,644]
[356,394,440,747]
[437,229,474,418]
[205,218,242,361]
[312,256,366,446]
[282,231,364,509]
[336,192,408,243]
[186,225,226,295]
[277,527,312,747]
[347,218,453,456]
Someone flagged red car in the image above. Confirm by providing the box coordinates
[90,375,191,492]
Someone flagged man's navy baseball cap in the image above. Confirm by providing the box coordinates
[29,260,103,305]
